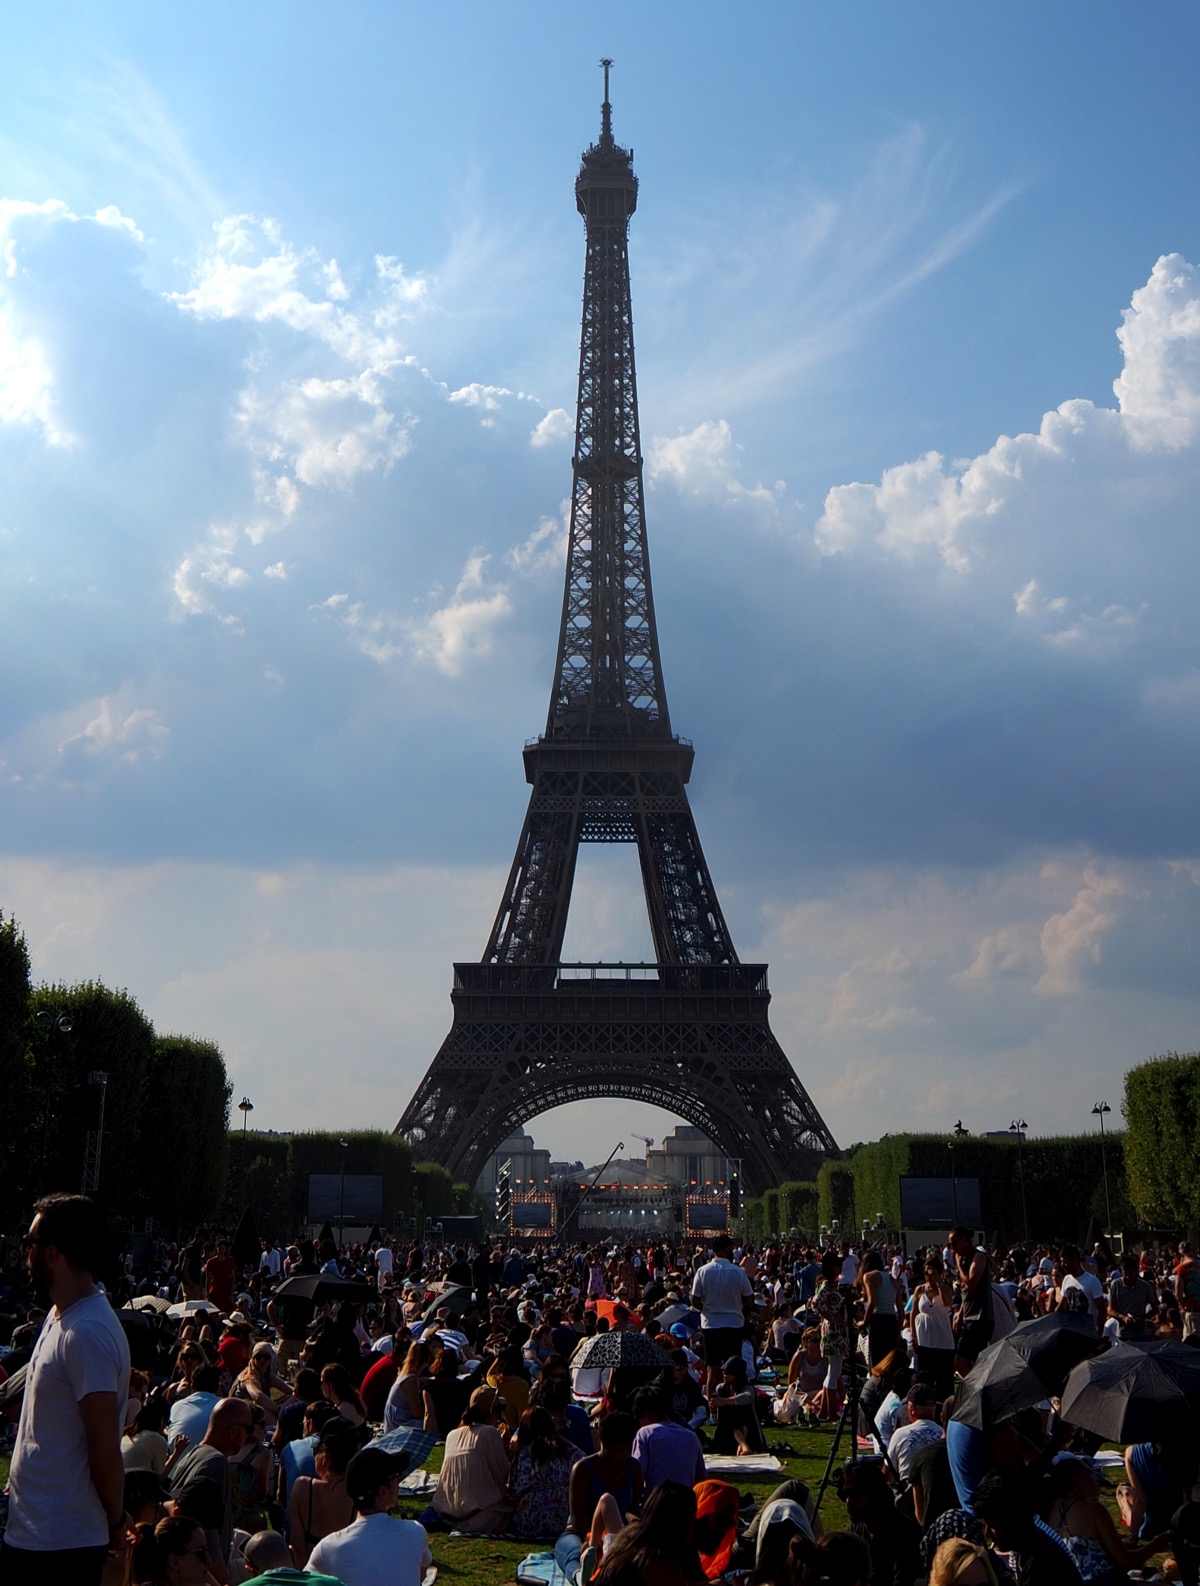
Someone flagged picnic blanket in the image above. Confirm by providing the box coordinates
[515,1552,575,1586]
[702,1453,783,1475]
[399,1467,437,1497]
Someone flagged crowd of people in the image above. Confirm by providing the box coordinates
[2,1196,1200,1586]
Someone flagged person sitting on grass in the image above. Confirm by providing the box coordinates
[432,1385,514,1535]
[306,1446,431,1586]
[591,1479,705,1586]
[510,1405,583,1539]
[707,1355,766,1456]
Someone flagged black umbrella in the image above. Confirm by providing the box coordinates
[570,1330,671,1371]
[422,1284,474,1323]
[273,1273,375,1306]
[1060,1340,1200,1444]
[953,1312,1106,1432]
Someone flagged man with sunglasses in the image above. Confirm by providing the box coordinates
[3,1193,131,1586]
[168,1399,254,1583]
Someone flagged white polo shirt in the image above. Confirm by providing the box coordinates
[307,1512,431,1586]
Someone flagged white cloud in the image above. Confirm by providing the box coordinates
[1035,866,1124,994]
[648,419,779,509]
[237,367,413,489]
[815,254,1200,571]
[59,697,169,765]
[530,407,571,448]
[1114,253,1200,451]
[506,504,568,575]
[170,215,427,366]
[408,552,512,676]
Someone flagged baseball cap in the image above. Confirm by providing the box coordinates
[345,1446,410,1507]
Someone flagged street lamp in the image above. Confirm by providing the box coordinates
[338,1139,349,1249]
[1010,1119,1029,1248]
[237,1097,253,1202]
[1091,1102,1113,1236]
[948,1122,967,1228]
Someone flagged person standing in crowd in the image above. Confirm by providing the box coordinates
[1108,1252,1158,1341]
[3,1193,131,1586]
[690,1234,752,1390]
[858,1249,900,1368]
[949,1226,994,1376]
[910,1254,956,1398]
[204,1240,236,1317]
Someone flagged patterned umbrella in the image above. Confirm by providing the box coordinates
[570,1330,672,1371]
[369,1424,438,1472]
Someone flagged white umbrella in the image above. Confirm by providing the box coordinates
[166,1299,220,1319]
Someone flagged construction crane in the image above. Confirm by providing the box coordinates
[632,1133,655,1154]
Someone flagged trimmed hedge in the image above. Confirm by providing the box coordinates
[817,1132,1130,1245]
[224,1129,480,1238]
[1124,1053,1200,1229]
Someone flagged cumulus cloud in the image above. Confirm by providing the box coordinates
[530,407,571,448]
[237,367,414,489]
[648,418,780,509]
[815,253,1200,570]
[408,553,512,675]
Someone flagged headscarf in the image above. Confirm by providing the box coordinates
[693,1479,740,1579]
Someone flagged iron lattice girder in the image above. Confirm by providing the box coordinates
[394,85,840,1191]
[398,963,834,1192]
[551,124,666,738]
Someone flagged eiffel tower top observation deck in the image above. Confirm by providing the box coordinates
[395,67,839,1189]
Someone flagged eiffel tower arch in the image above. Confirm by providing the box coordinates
[396,65,838,1193]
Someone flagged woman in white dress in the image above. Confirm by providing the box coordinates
[910,1253,956,1397]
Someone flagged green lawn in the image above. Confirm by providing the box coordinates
[0,1429,848,1586]
[404,1425,849,1586]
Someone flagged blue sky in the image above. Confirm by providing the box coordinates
[2,4,1200,1169]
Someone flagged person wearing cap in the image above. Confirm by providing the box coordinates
[885,1384,943,1485]
[707,1357,766,1456]
[690,1234,753,1391]
[306,1446,431,1586]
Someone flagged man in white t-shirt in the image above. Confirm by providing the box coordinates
[259,1238,283,1278]
[1059,1245,1105,1333]
[886,1384,944,1484]
[373,1241,394,1282]
[839,1245,860,1289]
[307,1446,431,1586]
[4,1194,130,1585]
[690,1234,753,1389]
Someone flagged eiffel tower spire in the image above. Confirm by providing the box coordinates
[396,68,838,1191]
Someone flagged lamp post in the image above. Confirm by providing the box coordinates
[237,1097,253,1202]
[338,1138,349,1249]
[1010,1119,1029,1249]
[1091,1102,1113,1236]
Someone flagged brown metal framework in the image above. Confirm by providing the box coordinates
[396,67,838,1191]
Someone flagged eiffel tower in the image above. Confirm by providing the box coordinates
[396,65,838,1192]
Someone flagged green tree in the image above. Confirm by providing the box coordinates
[29,981,154,1217]
[136,1036,231,1231]
[0,910,33,1218]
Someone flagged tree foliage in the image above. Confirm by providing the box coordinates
[1123,1053,1200,1230]
[27,981,155,1218]
[0,911,33,1211]
[136,1036,231,1231]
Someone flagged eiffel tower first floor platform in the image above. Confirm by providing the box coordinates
[395,962,839,1194]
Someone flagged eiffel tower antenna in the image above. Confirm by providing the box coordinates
[395,69,838,1191]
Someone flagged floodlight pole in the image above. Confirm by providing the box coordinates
[1091,1103,1112,1236]
[338,1139,349,1249]
[1010,1119,1029,1248]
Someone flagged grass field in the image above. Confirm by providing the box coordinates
[0,1424,850,1585]
[406,1424,850,1586]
